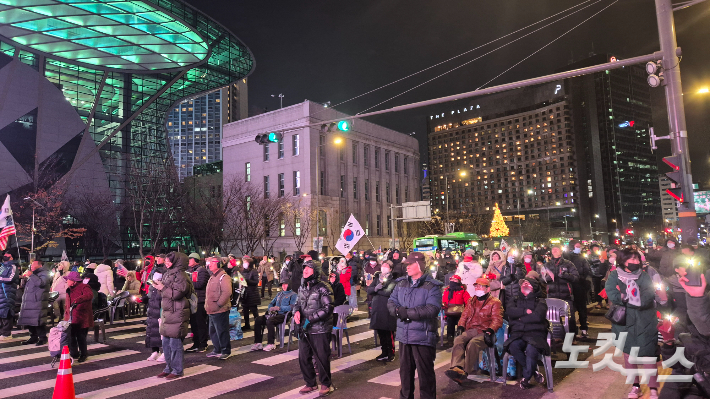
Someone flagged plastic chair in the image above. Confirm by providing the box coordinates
[286,316,296,352]
[277,311,292,349]
[545,298,570,355]
[331,305,352,358]
[109,291,131,324]
[501,324,555,392]
[92,308,108,343]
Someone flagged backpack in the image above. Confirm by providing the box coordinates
[49,321,71,358]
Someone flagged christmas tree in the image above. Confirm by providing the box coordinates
[489,203,509,237]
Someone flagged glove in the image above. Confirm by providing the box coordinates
[483,328,495,348]
[396,307,409,321]
[374,283,383,291]
[456,326,465,335]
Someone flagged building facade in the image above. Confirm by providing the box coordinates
[223,100,420,256]
[659,174,678,226]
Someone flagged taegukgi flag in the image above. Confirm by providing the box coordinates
[335,214,365,255]
[0,195,16,250]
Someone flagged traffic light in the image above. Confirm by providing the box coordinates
[626,229,634,236]
[646,60,663,88]
[320,120,352,134]
[255,132,283,145]
[663,154,685,202]
[614,239,621,245]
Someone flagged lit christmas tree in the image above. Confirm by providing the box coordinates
[489,203,509,237]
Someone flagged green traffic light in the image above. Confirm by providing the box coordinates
[268,132,278,142]
[337,120,350,132]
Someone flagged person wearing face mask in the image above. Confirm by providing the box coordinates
[145,254,166,362]
[240,256,260,331]
[485,250,506,299]
[568,240,592,338]
[503,278,549,390]
[364,253,381,309]
[367,262,398,362]
[605,248,661,399]
[280,255,292,284]
[446,278,503,383]
[589,245,609,310]
[653,238,680,278]
[456,250,483,297]
[336,258,354,309]
[63,271,94,362]
[541,245,580,335]
[501,251,527,312]
[441,275,470,344]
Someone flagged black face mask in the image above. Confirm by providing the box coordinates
[625,263,641,272]
[449,281,462,291]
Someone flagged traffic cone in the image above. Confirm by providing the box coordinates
[52,345,81,399]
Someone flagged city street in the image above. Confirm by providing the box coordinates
[0,294,632,399]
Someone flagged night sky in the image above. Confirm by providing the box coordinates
[185,0,710,188]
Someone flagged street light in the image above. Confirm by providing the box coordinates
[23,197,44,258]
[699,87,709,94]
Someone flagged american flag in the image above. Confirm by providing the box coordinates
[0,195,15,251]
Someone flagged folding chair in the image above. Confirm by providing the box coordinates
[331,305,352,358]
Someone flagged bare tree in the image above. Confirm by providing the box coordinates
[521,217,554,245]
[184,177,225,254]
[283,197,316,253]
[66,188,123,259]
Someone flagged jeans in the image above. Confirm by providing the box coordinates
[161,336,184,376]
[508,339,541,380]
[69,324,88,358]
[254,313,285,345]
[208,311,231,355]
[189,303,208,349]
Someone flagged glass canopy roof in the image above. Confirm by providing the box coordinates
[0,0,210,71]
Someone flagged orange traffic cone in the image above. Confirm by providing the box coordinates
[52,346,82,399]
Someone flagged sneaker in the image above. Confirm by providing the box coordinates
[206,351,220,358]
[218,353,232,360]
[196,347,207,353]
[147,352,160,361]
[650,389,659,399]
[250,343,263,351]
[533,371,545,385]
[318,385,334,397]
[77,355,87,363]
[628,386,641,399]
[580,330,588,338]
[263,344,276,352]
[375,353,389,362]
[156,353,165,363]
[386,354,395,362]
[299,386,318,394]
[519,378,533,389]
[185,345,199,352]
[21,338,38,345]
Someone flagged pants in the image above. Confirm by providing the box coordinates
[445,314,461,338]
[623,353,659,389]
[298,332,332,388]
[208,311,231,355]
[399,343,436,399]
[451,330,486,374]
[69,325,88,358]
[161,336,184,376]
[254,313,285,345]
[0,317,12,337]
[572,287,588,331]
[28,325,46,341]
[592,277,605,304]
[53,298,65,323]
[242,304,259,329]
[508,339,541,380]
[377,330,395,356]
[348,291,358,308]
[189,303,208,348]
[261,278,273,298]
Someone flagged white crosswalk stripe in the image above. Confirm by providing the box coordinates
[369,349,451,386]
[0,350,138,379]
[0,343,106,365]
[164,372,272,399]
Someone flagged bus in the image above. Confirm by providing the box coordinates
[412,232,484,252]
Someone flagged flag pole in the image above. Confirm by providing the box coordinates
[13,234,20,261]
[363,235,376,250]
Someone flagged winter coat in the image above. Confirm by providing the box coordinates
[456,261,482,297]
[686,293,710,337]
[258,261,275,281]
[289,260,303,295]
[113,269,126,294]
[52,272,68,303]
[94,264,115,297]
[458,294,504,333]
[293,270,334,335]
[659,248,680,278]
[387,273,443,347]
[338,265,352,296]
[605,270,657,357]
[330,272,347,306]
[268,289,297,315]
[205,268,232,315]
[0,261,18,319]
[159,254,193,339]
[279,261,291,284]
[65,282,94,329]
[541,257,579,301]
[241,266,261,307]
[121,279,141,296]
[501,262,527,310]
[442,285,471,308]
[347,257,361,286]
[503,290,550,355]
[187,264,209,304]
[485,251,507,299]
[568,253,592,289]
[145,265,166,349]
[367,271,397,331]
[440,255,458,276]
[17,267,51,327]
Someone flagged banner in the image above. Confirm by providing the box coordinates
[335,214,365,255]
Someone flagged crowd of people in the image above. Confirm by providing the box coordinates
[0,236,709,398]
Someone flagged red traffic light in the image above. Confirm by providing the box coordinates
[663,154,685,202]
[626,229,634,235]
[614,239,621,245]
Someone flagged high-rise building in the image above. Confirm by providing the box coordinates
[421,164,431,201]
[659,174,678,226]
[167,80,247,180]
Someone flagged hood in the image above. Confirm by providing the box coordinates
[490,250,506,261]
[329,271,342,287]
[95,264,112,273]
[169,252,189,273]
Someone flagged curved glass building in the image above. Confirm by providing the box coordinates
[0,0,254,255]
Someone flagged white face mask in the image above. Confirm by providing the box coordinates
[82,278,89,284]
[243,263,249,268]
[370,260,377,265]
[473,289,486,297]
[668,243,676,249]
[524,257,533,264]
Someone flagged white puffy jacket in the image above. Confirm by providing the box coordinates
[94,264,116,297]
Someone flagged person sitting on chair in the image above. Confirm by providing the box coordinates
[446,277,503,383]
[251,281,297,352]
[441,275,470,345]
[503,278,549,389]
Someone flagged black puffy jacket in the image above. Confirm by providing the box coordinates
[542,257,579,301]
[17,267,51,327]
[293,268,334,335]
[145,265,166,349]
[187,264,209,304]
[500,262,526,310]
[0,261,18,319]
[242,266,260,307]
[503,290,550,355]
[568,253,592,285]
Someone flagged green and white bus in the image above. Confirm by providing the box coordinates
[412,232,483,252]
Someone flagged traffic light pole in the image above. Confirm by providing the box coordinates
[655,0,697,242]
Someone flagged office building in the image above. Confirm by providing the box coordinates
[223,100,420,255]
[421,164,431,201]
[659,174,678,226]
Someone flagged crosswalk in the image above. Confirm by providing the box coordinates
[0,299,533,399]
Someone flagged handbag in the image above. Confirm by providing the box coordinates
[604,302,626,326]
[445,305,464,317]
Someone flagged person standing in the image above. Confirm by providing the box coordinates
[64,271,93,362]
[94,259,115,299]
[568,240,592,338]
[541,245,580,334]
[280,255,292,284]
[388,252,443,399]
[336,258,354,309]
[0,253,18,340]
[241,256,260,331]
[258,256,274,299]
[205,257,233,360]
[367,261,398,362]
[485,250,507,299]
[294,261,335,397]
[152,252,193,379]
[146,254,166,362]
[51,261,71,323]
[186,253,209,353]
[18,260,51,345]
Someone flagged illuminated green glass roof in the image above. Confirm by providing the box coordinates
[0,0,210,71]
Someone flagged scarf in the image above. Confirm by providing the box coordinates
[617,268,642,307]
[448,281,463,300]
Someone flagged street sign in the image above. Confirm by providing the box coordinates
[401,201,431,222]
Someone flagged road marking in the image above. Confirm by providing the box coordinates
[369,350,450,386]
[0,359,163,398]
[112,332,144,340]
[164,372,272,399]
[0,350,138,379]
[0,343,47,353]
[0,343,107,365]
[78,364,220,399]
